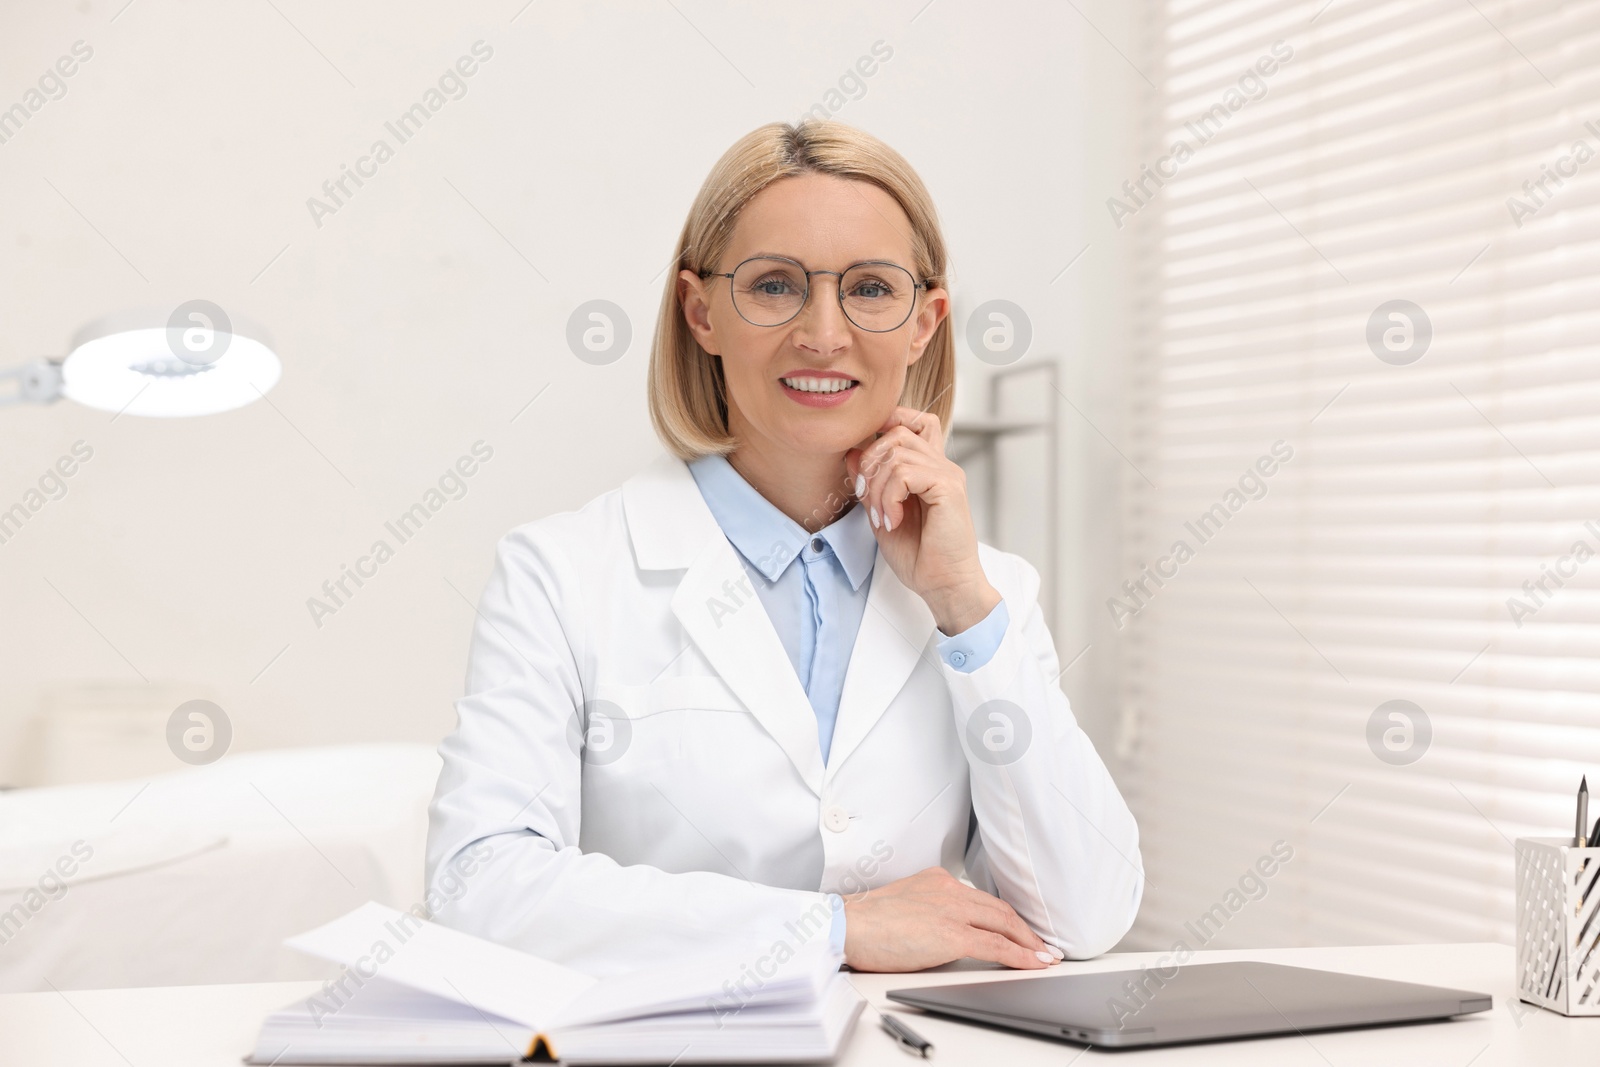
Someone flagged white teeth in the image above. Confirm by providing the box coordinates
[781,377,856,393]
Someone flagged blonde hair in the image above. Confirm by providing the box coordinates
[648,120,955,459]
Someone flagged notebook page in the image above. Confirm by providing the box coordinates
[549,974,865,1065]
[287,902,597,1030]
[553,924,839,1028]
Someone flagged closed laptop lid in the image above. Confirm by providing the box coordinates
[887,961,1492,1048]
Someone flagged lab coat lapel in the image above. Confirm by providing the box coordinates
[670,537,826,797]
[825,550,937,777]
[624,454,826,797]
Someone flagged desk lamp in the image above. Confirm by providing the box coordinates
[0,303,280,417]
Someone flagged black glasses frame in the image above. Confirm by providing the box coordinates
[698,254,929,333]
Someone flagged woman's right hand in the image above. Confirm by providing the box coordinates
[840,866,1065,972]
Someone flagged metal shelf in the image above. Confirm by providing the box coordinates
[948,361,1059,631]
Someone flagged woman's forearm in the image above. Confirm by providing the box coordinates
[427,823,837,979]
[948,556,1145,958]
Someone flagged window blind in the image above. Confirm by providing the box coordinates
[1118,0,1600,948]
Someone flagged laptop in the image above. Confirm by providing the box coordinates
[886,961,1492,1049]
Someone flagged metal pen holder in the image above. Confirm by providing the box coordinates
[1514,837,1600,1016]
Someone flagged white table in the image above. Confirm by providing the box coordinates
[1,942,1591,1065]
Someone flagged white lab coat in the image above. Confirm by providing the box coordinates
[426,453,1143,977]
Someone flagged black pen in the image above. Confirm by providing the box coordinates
[1588,814,1600,849]
[1578,776,1590,848]
[880,1013,935,1058]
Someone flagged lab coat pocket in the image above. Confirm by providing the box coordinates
[577,673,799,875]
[584,675,750,772]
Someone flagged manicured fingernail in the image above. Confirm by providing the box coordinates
[870,506,880,528]
[884,514,893,532]
[854,474,866,497]
[1035,951,1055,964]
[1050,945,1065,960]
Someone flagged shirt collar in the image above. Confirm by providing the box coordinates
[687,453,875,591]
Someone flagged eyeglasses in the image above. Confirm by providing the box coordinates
[699,255,928,333]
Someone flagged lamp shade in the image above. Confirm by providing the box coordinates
[60,306,280,417]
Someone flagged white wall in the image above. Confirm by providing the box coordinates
[0,1,1142,786]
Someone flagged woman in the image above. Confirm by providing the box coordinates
[426,120,1142,978]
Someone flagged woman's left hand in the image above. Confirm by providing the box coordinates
[847,407,1001,636]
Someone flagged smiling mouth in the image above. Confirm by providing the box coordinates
[779,376,859,393]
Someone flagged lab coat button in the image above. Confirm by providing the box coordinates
[810,537,825,553]
[822,805,850,833]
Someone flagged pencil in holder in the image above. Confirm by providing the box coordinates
[1514,836,1600,1016]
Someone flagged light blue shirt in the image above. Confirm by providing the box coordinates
[688,454,1010,959]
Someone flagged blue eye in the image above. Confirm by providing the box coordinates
[848,275,898,301]
[745,272,804,298]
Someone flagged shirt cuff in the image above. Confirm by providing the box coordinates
[936,600,1010,673]
[827,893,847,958]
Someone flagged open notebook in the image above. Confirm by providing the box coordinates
[247,902,864,1065]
